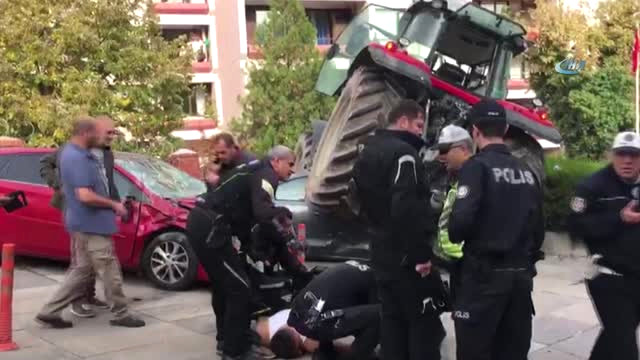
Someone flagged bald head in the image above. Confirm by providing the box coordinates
[70,116,98,148]
[268,145,295,181]
[93,115,117,148]
[72,116,96,136]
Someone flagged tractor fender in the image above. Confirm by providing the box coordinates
[365,43,432,92]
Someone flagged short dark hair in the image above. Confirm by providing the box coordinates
[473,121,507,138]
[270,328,300,359]
[71,116,96,136]
[388,99,424,126]
[212,132,236,147]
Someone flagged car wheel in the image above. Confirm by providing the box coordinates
[141,231,198,291]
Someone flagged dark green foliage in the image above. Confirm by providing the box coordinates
[232,0,336,156]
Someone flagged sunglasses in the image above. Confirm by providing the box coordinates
[614,150,640,158]
[439,145,461,155]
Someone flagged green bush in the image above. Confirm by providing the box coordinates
[543,156,605,231]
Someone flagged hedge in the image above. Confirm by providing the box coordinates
[543,156,605,231]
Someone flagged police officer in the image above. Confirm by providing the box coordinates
[432,125,474,302]
[352,99,446,360]
[186,145,297,360]
[282,260,380,360]
[568,131,640,360]
[448,99,544,360]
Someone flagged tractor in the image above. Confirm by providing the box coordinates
[296,0,561,216]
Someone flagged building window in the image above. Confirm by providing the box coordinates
[161,26,210,63]
[184,84,214,117]
[245,6,354,56]
[308,10,332,45]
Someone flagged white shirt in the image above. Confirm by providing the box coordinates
[268,309,307,342]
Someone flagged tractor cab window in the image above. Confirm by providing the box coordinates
[401,8,447,61]
[315,5,403,96]
[424,13,516,99]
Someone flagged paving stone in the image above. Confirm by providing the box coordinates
[26,313,197,357]
[172,314,216,335]
[12,286,59,314]
[84,333,216,360]
[0,346,81,360]
[549,302,599,327]
[533,315,595,345]
[13,312,38,331]
[13,269,57,290]
[530,348,584,360]
[550,326,600,359]
[139,302,214,322]
[532,291,584,316]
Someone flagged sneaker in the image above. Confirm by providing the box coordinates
[88,297,110,309]
[35,314,73,329]
[109,315,146,328]
[70,303,96,318]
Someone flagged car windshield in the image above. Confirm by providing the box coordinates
[115,154,206,199]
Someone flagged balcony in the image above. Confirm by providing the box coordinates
[153,0,209,15]
[162,27,213,73]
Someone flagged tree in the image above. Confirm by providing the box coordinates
[232,0,336,155]
[514,0,637,159]
[0,0,193,157]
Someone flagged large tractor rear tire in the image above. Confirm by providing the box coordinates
[307,66,403,210]
[505,128,546,185]
[294,132,314,173]
[294,120,327,173]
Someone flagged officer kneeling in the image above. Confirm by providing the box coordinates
[186,145,297,360]
[270,260,380,360]
[568,131,640,360]
[448,100,545,360]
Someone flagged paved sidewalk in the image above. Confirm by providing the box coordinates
[2,256,636,359]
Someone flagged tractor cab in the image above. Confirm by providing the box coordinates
[316,0,528,101]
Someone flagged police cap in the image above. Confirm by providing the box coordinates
[468,99,507,128]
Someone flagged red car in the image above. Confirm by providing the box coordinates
[0,147,208,291]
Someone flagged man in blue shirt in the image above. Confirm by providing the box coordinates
[35,117,145,329]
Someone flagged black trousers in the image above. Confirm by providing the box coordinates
[290,303,381,359]
[586,274,640,360]
[187,207,252,356]
[453,266,534,360]
[375,268,446,360]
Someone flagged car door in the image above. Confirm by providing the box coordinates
[0,152,68,258]
[111,170,144,267]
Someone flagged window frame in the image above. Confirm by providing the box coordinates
[275,176,307,202]
[0,153,49,187]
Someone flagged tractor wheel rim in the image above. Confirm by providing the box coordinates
[150,240,189,284]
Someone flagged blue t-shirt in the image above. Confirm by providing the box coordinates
[59,143,117,235]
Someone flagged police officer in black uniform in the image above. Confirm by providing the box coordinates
[285,260,380,360]
[352,99,447,360]
[186,145,299,360]
[568,131,640,360]
[448,99,545,360]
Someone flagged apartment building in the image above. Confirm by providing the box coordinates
[153,0,372,144]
